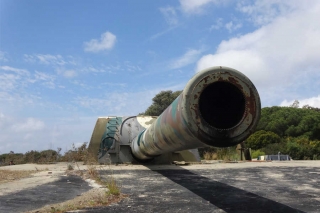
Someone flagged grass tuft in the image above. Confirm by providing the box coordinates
[106,177,120,196]
[67,164,74,170]
[87,164,99,179]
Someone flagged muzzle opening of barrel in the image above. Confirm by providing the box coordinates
[199,81,246,130]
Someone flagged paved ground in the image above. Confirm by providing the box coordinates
[0,175,92,213]
[86,162,320,213]
[0,161,319,213]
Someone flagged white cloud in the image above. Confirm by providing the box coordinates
[63,70,77,78]
[101,82,127,87]
[280,95,320,108]
[84,31,117,52]
[81,66,106,73]
[74,93,128,113]
[80,62,141,74]
[0,114,97,154]
[37,54,65,65]
[0,65,58,92]
[0,115,45,153]
[197,50,269,84]
[56,68,77,78]
[236,0,310,26]
[210,17,242,33]
[0,91,39,108]
[73,82,184,116]
[225,21,242,33]
[42,81,56,89]
[71,80,90,89]
[210,18,223,30]
[0,65,29,75]
[179,0,219,14]
[0,112,10,133]
[24,54,67,66]
[160,6,179,26]
[27,71,56,89]
[0,73,21,91]
[0,66,30,91]
[11,117,45,132]
[124,61,142,72]
[0,51,8,62]
[170,49,203,69]
[34,71,55,82]
[196,1,320,106]
[149,26,178,41]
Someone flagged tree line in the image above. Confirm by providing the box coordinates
[0,143,88,166]
[247,105,320,160]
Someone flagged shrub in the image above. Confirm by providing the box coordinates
[203,151,217,160]
[216,147,240,161]
[246,130,281,150]
[251,150,265,159]
[261,142,287,156]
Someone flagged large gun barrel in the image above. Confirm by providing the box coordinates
[131,66,261,160]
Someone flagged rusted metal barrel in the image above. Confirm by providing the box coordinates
[131,66,261,160]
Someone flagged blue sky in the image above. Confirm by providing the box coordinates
[1,0,320,154]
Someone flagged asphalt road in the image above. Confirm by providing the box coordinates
[85,165,320,213]
[0,163,319,213]
[0,175,92,213]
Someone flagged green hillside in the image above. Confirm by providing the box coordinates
[247,106,320,160]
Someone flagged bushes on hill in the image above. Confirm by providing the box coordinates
[246,130,281,150]
[246,106,320,160]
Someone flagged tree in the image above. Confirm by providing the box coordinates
[25,150,41,163]
[56,147,62,161]
[256,106,320,139]
[290,100,299,108]
[142,90,182,116]
[302,105,320,112]
[246,130,281,150]
[261,142,287,156]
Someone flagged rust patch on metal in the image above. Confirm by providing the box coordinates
[203,76,210,83]
[246,88,257,116]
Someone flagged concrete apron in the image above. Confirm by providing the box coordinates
[0,170,92,213]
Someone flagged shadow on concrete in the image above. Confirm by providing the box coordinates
[151,168,305,213]
[0,175,92,213]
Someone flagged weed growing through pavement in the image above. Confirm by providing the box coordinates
[67,164,74,170]
[71,143,84,175]
[84,151,121,196]
[87,164,99,178]
[85,151,100,179]
[105,176,120,195]
[34,191,126,213]
[61,143,122,210]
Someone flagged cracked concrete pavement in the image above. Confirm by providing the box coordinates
[0,161,319,213]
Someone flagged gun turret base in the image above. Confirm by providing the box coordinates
[87,116,201,164]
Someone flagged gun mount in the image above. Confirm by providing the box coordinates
[88,66,261,164]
